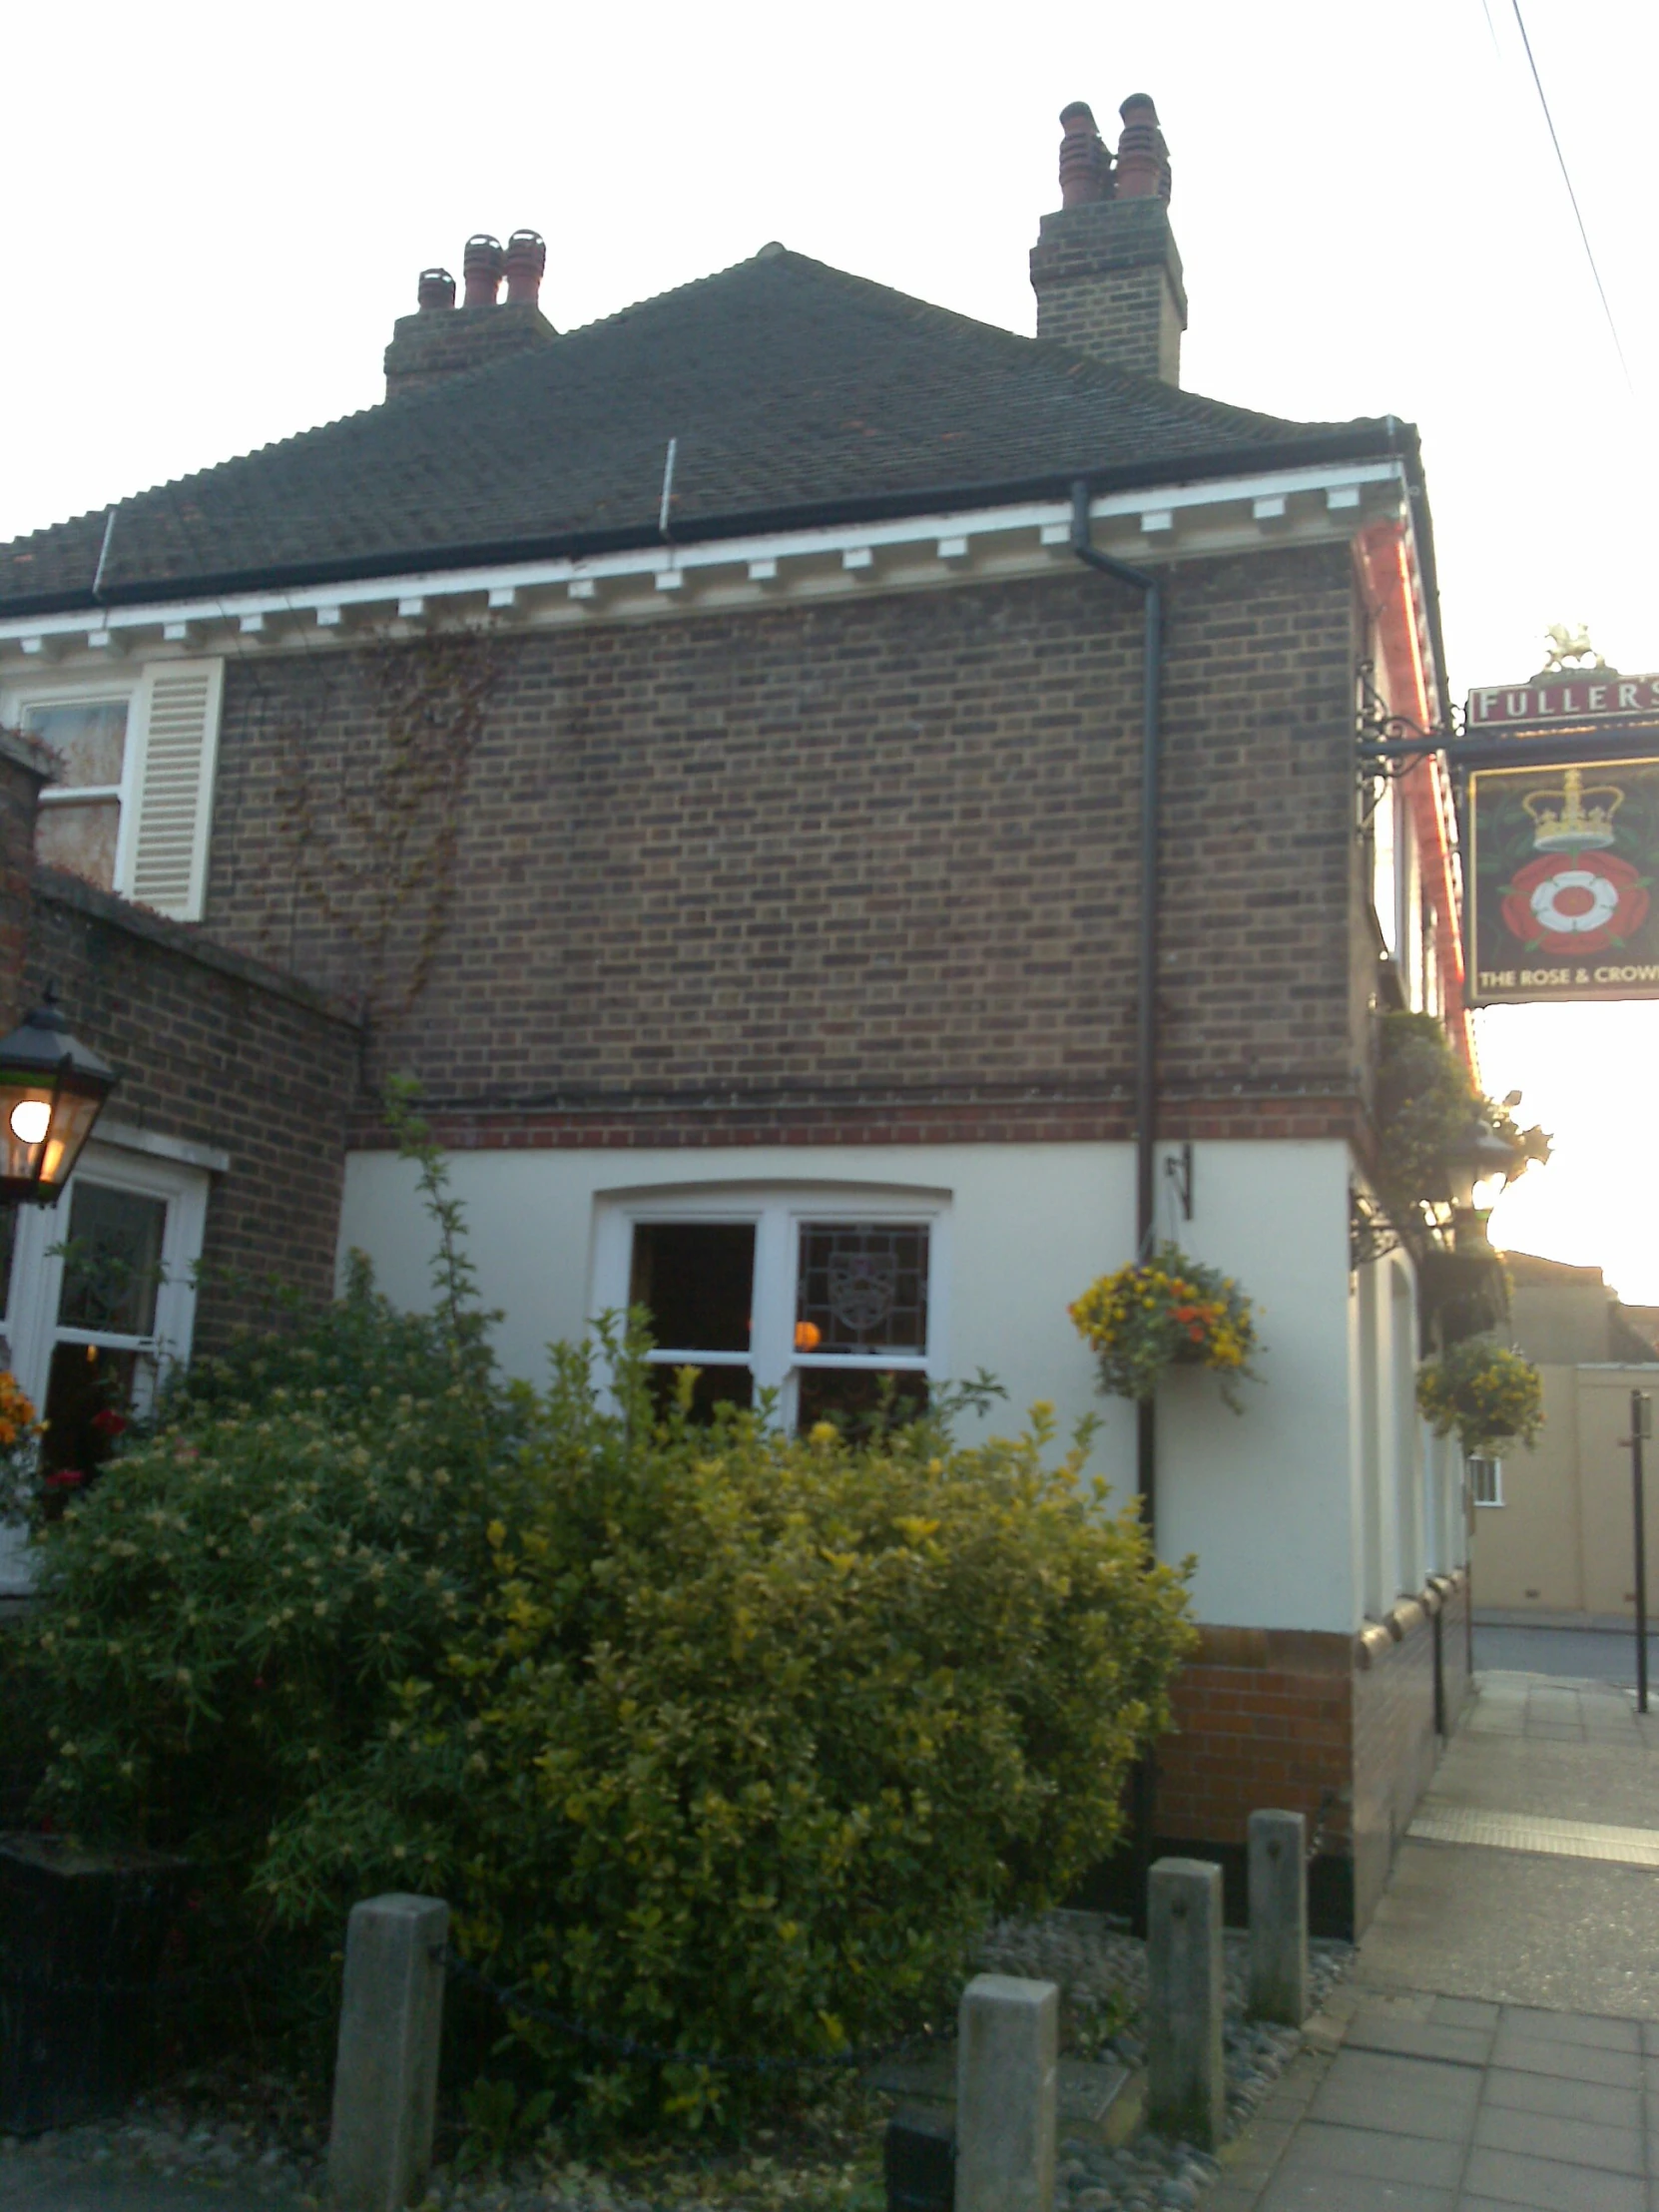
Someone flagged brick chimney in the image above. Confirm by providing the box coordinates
[383,231,558,399]
[1029,97,1187,384]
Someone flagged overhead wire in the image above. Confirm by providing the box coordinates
[1507,0,1636,395]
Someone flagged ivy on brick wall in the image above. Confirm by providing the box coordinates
[272,632,497,1020]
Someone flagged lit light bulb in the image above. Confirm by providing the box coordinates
[8,1099,49,1146]
[1471,1174,1507,1214]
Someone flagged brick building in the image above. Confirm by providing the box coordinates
[0,96,1472,1929]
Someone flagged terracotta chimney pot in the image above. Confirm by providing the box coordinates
[416,268,456,313]
[1115,94,1171,201]
[1057,101,1112,209]
[462,234,505,308]
[503,230,546,306]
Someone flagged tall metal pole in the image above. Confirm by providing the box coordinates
[1632,1390,1651,1715]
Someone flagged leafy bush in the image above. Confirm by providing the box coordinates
[1416,1338,1544,1454]
[13,1253,525,1875]
[258,1360,1195,2128]
[1069,1244,1259,1409]
[13,1101,1196,2131]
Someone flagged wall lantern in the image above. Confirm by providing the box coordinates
[1439,1124,1526,1215]
[0,991,119,1206]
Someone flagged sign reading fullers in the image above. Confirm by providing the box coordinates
[1470,759,1659,1002]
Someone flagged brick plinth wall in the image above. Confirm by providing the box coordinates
[1158,1625,1355,1845]
[26,871,363,1347]
[1140,1570,1471,1937]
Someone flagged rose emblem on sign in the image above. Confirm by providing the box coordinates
[1501,850,1650,955]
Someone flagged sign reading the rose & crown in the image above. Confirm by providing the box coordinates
[1469,757,1659,1003]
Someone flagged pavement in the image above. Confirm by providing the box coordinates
[1474,1615,1659,1685]
[1212,1669,1659,2211]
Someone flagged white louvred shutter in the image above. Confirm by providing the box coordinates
[127,659,224,920]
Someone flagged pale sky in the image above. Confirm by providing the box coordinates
[5,0,1654,1295]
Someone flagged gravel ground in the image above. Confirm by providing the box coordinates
[0,1909,1351,2212]
[980,1910,1353,2211]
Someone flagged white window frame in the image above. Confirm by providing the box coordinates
[1467,1453,1504,1507]
[3,1141,208,1419]
[591,1181,951,1430]
[2,676,151,897]
[0,1142,208,1593]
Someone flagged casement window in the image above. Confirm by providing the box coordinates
[592,1188,948,1433]
[1468,1454,1503,1507]
[2,660,224,921]
[0,1143,207,1586]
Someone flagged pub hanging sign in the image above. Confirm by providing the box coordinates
[1469,757,1659,1004]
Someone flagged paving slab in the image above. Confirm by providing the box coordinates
[1272,2119,1465,2186]
[1472,2097,1646,2172]
[1482,2062,1644,2126]
[1217,1672,1659,2211]
[1459,2141,1646,2210]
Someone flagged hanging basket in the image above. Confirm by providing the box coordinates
[1416,1340,1543,1455]
[1069,1244,1261,1412]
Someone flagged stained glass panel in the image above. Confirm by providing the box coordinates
[796,1223,928,1356]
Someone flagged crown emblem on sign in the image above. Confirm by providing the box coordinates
[1523,765,1623,852]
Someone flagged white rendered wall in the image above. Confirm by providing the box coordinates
[336,1137,1361,1634]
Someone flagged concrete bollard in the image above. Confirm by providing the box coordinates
[326,1894,449,2212]
[954,1972,1057,2212]
[1146,1858,1224,2150]
[1247,1809,1309,2027]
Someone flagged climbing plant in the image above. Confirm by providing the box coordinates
[273,631,497,1018]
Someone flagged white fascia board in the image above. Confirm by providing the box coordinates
[0,458,1403,652]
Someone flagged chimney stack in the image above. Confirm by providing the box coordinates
[1029,95,1187,384]
[384,230,557,399]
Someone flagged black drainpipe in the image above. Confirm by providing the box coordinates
[1070,479,1165,1543]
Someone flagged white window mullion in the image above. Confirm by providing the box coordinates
[751,1209,794,1418]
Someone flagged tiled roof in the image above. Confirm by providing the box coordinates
[0,247,1392,615]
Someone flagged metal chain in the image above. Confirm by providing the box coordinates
[0,1962,241,1996]
[439,1948,946,2076]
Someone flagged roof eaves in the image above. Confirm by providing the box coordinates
[1,420,1404,621]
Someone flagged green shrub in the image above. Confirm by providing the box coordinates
[14,1097,1196,2132]
[260,1353,1196,2129]
[14,1252,524,1867]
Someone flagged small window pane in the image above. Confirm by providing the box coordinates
[647,1364,754,1424]
[630,1222,755,1353]
[58,1183,167,1337]
[797,1223,929,1356]
[36,798,120,890]
[24,700,128,789]
[40,1342,140,1492]
[1469,1455,1503,1507]
[798,1368,928,1436]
